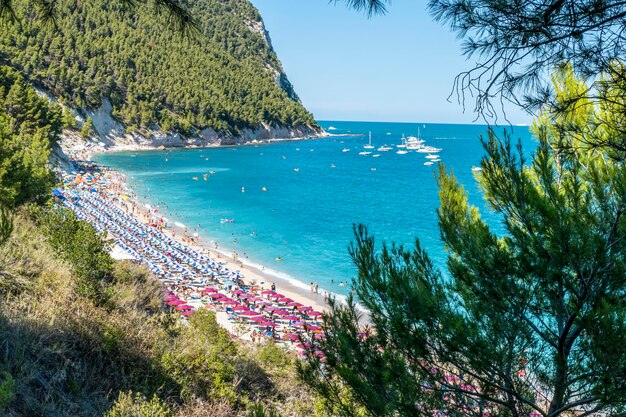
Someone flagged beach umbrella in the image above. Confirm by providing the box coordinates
[209,293,225,299]
[287,333,300,341]
[273,309,290,316]
[290,321,306,327]
[264,306,281,311]
[307,325,322,331]
[270,293,285,299]
[308,311,323,317]
[277,297,293,303]
[249,296,264,301]
[260,321,277,327]
[232,305,248,311]
[314,333,326,339]
[168,299,184,306]
[287,302,302,307]
[201,287,217,293]
[248,316,265,322]
[283,315,300,321]
[261,290,275,295]
[238,293,251,299]
[231,289,246,295]
[181,310,194,317]
[298,306,313,312]
[222,300,238,305]
[239,310,258,316]
[175,304,193,311]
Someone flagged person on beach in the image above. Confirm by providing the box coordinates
[310,282,314,293]
[271,282,276,292]
[323,291,328,303]
[315,283,319,294]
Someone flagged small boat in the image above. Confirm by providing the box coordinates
[377,145,393,152]
[330,164,336,168]
[220,218,235,223]
[396,150,408,155]
[364,131,375,149]
[276,257,283,261]
[372,154,381,158]
[424,161,434,166]
[426,154,440,159]
[328,126,337,131]
[371,167,377,171]
[472,166,483,172]
[342,148,351,153]
[293,168,300,172]
[262,187,267,191]
[359,151,372,156]
[193,176,199,180]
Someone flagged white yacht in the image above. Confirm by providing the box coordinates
[424,161,434,166]
[364,131,375,150]
[359,151,372,156]
[396,150,408,155]
[342,148,350,153]
[372,154,381,158]
[426,154,440,159]
[377,145,393,152]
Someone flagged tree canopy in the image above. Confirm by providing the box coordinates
[0,0,317,136]
[300,67,626,417]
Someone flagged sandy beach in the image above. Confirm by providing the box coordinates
[58,137,333,316]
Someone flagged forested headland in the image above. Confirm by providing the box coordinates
[0,0,319,138]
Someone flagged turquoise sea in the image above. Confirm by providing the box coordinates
[94,121,535,297]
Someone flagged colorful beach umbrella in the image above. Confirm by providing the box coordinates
[298,306,313,312]
[287,302,303,307]
[283,315,300,321]
[277,297,293,303]
[232,305,248,311]
[175,304,193,311]
[168,299,184,306]
[260,321,277,327]
[261,290,275,295]
[248,316,265,322]
[231,289,246,295]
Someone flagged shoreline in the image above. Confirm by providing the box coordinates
[58,132,340,315]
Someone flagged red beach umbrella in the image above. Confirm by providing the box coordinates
[307,325,322,331]
[248,316,265,322]
[308,311,323,317]
[232,289,246,295]
[273,309,290,316]
[168,299,184,306]
[232,305,248,311]
[239,310,258,316]
[283,315,300,321]
[181,310,194,317]
[222,300,238,305]
[260,321,277,327]
[270,293,284,299]
[265,306,281,311]
[175,304,193,311]
[298,306,313,312]
[287,302,303,307]
[277,297,293,303]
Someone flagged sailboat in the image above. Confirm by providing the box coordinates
[364,131,375,150]
[397,134,407,148]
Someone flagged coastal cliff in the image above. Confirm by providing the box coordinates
[0,0,323,147]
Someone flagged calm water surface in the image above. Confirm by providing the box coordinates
[94,121,535,296]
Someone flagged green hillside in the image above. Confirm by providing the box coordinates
[0,0,318,136]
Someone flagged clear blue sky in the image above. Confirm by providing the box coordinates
[250,0,531,125]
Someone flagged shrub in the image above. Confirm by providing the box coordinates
[105,391,173,417]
